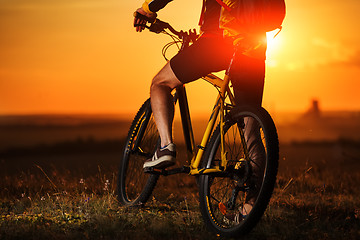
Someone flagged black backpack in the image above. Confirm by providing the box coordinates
[216,0,286,33]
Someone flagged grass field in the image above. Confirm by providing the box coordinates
[0,115,360,239]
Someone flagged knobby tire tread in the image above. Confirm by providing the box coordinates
[117,99,159,207]
[198,106,279,237]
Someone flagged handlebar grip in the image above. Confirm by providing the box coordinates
[133,13,183,38]
[148,19,169,34]
[133,11,155,23]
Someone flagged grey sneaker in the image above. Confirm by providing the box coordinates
[143,143,176,169]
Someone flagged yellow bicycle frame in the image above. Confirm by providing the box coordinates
[176,72,237,175]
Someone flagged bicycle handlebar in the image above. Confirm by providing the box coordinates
[151,19,181,35]
[134,12,198,43]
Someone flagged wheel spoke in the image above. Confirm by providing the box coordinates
[199,107,279,236]
[117,99,159,206]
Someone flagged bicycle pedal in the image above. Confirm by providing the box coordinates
[144,167,154,173]
[144,167,164,175]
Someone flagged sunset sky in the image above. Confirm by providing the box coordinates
[1,0,360,116]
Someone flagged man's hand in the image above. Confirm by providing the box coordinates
[134,8,157,32]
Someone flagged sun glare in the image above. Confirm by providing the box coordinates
[265,30,283,67]
[266,31,282,53]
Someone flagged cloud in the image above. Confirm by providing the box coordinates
[331,50,360,68]
[310,38,360,68]
[345,51,360,67]
[280,38,360,71]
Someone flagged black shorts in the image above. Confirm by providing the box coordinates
[170,35,234,83]
[169,35,266,106]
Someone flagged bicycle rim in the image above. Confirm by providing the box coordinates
[117,99,160,206]
[199,106,279,237]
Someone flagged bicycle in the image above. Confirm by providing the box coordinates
[117,15,279,237]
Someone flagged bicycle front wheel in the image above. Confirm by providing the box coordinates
[198,106,279,237]
[117,99,160,206]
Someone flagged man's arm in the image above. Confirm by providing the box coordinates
[146,0,173,13]
[134,0,173,32]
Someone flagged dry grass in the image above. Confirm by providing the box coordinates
[1,140,360,239]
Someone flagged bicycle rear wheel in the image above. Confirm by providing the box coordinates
[117,99,160,206]
[198,106,279,237]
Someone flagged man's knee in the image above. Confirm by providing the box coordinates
[150,75,172,94]
[151,63,182,92]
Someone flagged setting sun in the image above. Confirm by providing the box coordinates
[1,0,360,115]
[266,30,283,67]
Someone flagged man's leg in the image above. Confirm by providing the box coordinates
[143,62,183,169]
[241,117,266,216]
[150,62,183,148]
[146,36,233,169]
[230,55,266,217]
[150,36,233,148]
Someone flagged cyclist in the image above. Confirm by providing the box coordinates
[133,0,266,216]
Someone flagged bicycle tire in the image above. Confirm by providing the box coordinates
[198,106,279,237]
[117,99,160,206]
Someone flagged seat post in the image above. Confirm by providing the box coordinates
[176,85,195,157]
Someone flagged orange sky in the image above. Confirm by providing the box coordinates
[1,0,360,116]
